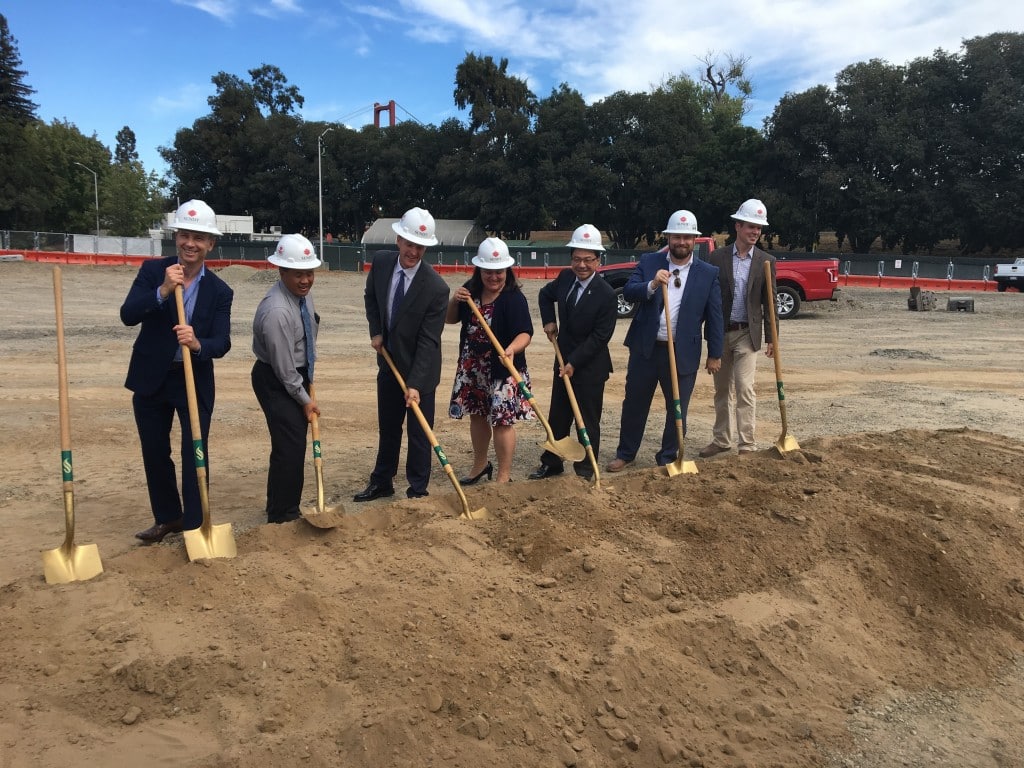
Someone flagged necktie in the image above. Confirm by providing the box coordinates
[568,280,581,308]
[299,296,315,382]
[390,270,406,329]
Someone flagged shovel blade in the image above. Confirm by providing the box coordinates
[665,459,699,477]
[775,434,801,454]
[184,523,237,561]
[541,437,586,463]
[459,506,489,521]
[41,542,103,584]
[302,505,351,529]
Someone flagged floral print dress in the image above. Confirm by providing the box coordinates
[448,300,534,427]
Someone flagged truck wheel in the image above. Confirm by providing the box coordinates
[996,282,1007,292]
[614,287,637,319]
[775,286,801,319]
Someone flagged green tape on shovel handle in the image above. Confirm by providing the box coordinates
[313,439,322,459]
[192,439,207,469]
[777,382,786,401]
[433,445,449,467]
[673,399,682,420]
[516,381,533,400]
[61,449,73,482]
[576,427,592,448]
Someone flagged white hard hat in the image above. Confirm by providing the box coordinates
[662,210,701,236]
[565,224,605,252]
[731,198,769,226]
[167,199,222,236]
[268,233,321,269]
[472,237,515,270]
[391,207,439,246]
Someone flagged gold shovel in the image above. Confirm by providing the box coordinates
[551,337,601,486]
[763,261,800,454]
[661,283,698,476]
[174,286,237,560]
[41,267,104,584]
[466,300,585,463]
[380,349,487,520]
[302,384,352,528]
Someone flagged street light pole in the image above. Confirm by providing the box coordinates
[317,127,333,258]
[74,162,100,236]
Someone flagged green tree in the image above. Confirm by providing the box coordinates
[0,14,37,123]
[114,125,139,165]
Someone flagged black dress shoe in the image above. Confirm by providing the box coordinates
[135,518,184,543]
[528,464,564,480]
[459,461,493,485]
[268,510,302,524]
[353,482,395,502]
[406,488,429,499]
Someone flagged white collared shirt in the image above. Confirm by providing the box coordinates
[657,257,692,341]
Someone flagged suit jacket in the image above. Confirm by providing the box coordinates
[537,269,616,381]
[704,244,776,350]
[120,255,233,411]
[621,252,724,374]
[364,251,449,392]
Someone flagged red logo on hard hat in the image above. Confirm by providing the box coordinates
[188,210,197,217]
[419,224,427,232]
[303,248,310,255]
[757,208,764,215]
[277,246,284,253]
[492,250,499,257]
[679,215,687,222]
[583,232,590,239]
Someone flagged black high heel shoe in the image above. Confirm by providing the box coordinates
[459,461,493,485]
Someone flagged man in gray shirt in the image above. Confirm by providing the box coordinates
[251,234,322,523]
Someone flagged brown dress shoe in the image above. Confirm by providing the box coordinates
[605,458,633,472]
[135,518,184,543]
[698,443,731,458]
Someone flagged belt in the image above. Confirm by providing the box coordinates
[727,321,749,331]
[656,340,669,347]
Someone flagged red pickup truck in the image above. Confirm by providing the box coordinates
[597,238,840,319]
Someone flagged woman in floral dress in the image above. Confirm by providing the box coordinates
[446,237,534,484]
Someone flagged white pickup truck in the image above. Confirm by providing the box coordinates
[993,258,1024,292]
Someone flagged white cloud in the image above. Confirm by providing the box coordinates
[149,83,211,116]
[171,0,237,23]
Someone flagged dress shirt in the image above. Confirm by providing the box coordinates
[730,245,754,323]
[656,257,691,341]
[252,281,316,405]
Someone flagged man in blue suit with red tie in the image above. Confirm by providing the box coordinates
[120,200,234,543]
[606,210,723,471]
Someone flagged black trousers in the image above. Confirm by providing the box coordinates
[540,370,606,475]
[614,345,696,466]
[252,361,309,522]
[370,369,434,494]
[132,366,212,530]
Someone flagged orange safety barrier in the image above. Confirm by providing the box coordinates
[841,274,990,292]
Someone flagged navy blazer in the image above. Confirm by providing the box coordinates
[621,252,724,374]
[537,269,616,380]
[120,256,233,412]
[364,251,449,392]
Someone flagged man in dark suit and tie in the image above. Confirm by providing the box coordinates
[606,210,724,471]
[529,224,617,480]
[356,207,450,501]
[120,199,234,543]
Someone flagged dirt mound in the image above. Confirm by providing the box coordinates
[3,429,1023,767]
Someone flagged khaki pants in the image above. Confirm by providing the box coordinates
[710,329,759,451]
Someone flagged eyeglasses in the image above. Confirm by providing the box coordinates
[570,256,598,264]
[672,269,681,288]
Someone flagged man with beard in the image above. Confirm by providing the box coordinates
[606,210,723,472]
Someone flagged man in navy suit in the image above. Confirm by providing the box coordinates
[356,207,450,501]
[530,224,617,480]
[120,199,234,542]
[606,210,723,471]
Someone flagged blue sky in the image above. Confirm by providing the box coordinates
[6,0,1023,178]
